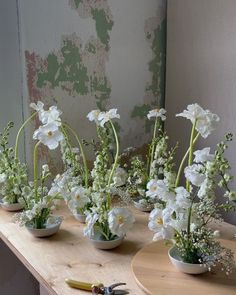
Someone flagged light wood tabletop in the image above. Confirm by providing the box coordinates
[0,205,235,295]
[0,205,153,295]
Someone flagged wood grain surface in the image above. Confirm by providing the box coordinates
[0,205,153,295]
[131,239,236,295]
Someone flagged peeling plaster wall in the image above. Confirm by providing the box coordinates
[0,1,167,294]
[0,1,39,294]
[166,0,236,224]
[17,0,167,172]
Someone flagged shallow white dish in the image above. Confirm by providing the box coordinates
[25,216,62,238]
[89,234,124,250]
[0,202,24,212]
[168,247,208,274]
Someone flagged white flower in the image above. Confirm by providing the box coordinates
[175,186,191,209]
[176,103,205,122]
[87,110,101,124]
[98,109,120,127]
[146,179,158,199]
[147,108,166,121]
[68,186,90,214]
[184,164,206,187]
[0,173,7,183]
[148,179,175,202]
[83,212,99,238]
[196,110,220,138]
[108,207,135,237]
[148,208,174,241]
[176,104,219,138]
[30,101,44,112]
[40,106,62,126]
[33,122,64,150]
[213,230,221,238]
[112,167,127,187]
[194,147,214,163]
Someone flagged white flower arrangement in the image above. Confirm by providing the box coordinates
[126,108,175,207]
[148,103,236,274]
[83,108,135,240]
[14,102,64,228]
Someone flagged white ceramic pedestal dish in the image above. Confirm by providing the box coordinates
[168,247,208,274]
[89,235,124,250]
[26,216,62,238]
[133,198,154,212]
[0,202,24,212]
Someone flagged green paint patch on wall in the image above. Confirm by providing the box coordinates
[69,0,114,49]
[37,39,89,95]
[131,12,166,135]
[91,8,114,49]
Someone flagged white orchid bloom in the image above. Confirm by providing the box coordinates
[147,108,166,121]
[40,105,62,126]
[98,108,120,127]
[87,110,101,124]
[0,173,7,183]
[108,207,135,237]
[146,179,159,199]
[148,208,174,241]
[113,167,127,187]
[68,186,90,214]
[33,122,64,150]
[30,101,44,112]
[194,147,214,163]
[176,103,219,138]
[184,164,206,187]
[83,212,99,238]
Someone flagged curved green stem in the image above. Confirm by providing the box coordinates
[15,111,37,159]
[33,141,41,201]
[62,123,89,188]
[107,120,120,209]
[186,120,197,192]
[175,132,200,187]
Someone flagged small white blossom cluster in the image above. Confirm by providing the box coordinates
[148,103,236,274]
[14,165,62,228]
[49,169,91,216]
[30,101,64,150]
[0,122,27,205]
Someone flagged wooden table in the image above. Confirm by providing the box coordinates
[0,206,153,295]
[0,205,235,295]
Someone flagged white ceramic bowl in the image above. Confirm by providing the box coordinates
[74,213,86,223]
[25,216,62,238]
[133,199,154,212]
[168,247,208,274]
[1,202,24,212]
[89,235,124,250]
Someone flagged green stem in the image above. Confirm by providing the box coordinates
[15,111,37,159]
[33,141,41,201]
[186,120,197,192]
[175,132,200,187]
[149,116,159,176]
[62,123,89,188]
[107,120,120,209]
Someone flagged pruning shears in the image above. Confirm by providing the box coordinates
[65,278,129,294]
